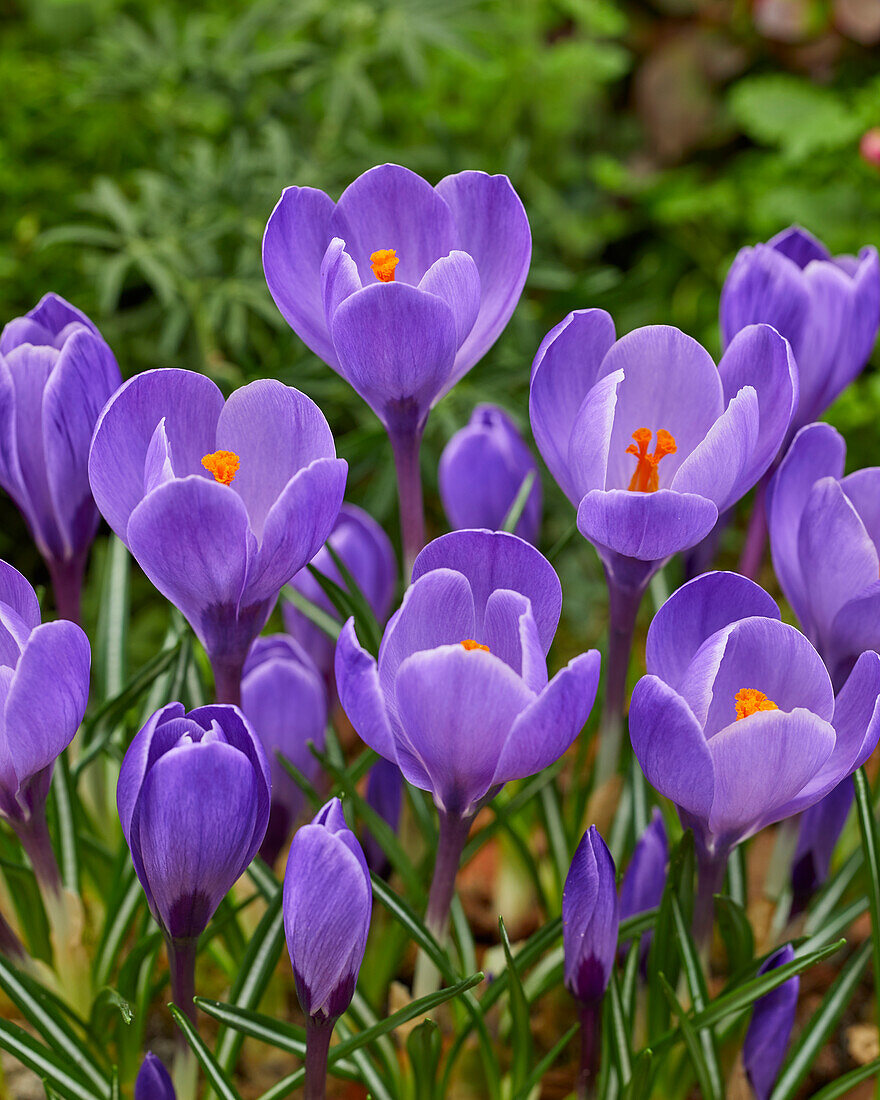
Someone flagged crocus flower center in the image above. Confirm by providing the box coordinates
[626,428,677,492]
[734,688,779,721]
[370,249,399,282]
[202,450,241,486]
[460,639,490,652]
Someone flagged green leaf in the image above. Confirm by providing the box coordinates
[670,893,723,1099]
[50,754,79,895]
[0,1018,101,1100]
[621,1050,654,1100]
[648,830,695,1035]
[500,916,532,1093]
[407,1019,442,1100]
[169,1005,243,1100]
[306,561,383,654]
[807,1057,880,1099]
[94,536,130,702]
[715,894,755,975]
[660,974,720,1100]
[606,968,632,1087]
[854,765,880,1080]
[501,470,536,534]
[281,586,341,641]
[93,858,144,988]
[323,542,383,654]
[770,939,870,1100]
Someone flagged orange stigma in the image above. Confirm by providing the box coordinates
[734,688,779,721]
[370,249,399,282]
[202,450,240,486]
[626,428,677,492]
[460,639,490,652]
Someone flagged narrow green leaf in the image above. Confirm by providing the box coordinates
[606,969,632,1086]
[621,1050,654,1100]
[648,830,695,1035]
[854,764,880,1098]
[671,893,723,1099]
[281,586,340,641]
[660,975,720,1100]
[323,542,383,654]
[195,999,306,1056]
[770,940,870,1100]
[807,1057,880,1099]
[50,754,79,894]
[407,1018,442,1100]
[95,536,130,702]
[501,470,536,533]
[513,1023,578,1100]
[500,917,532,1092]
[93,860,144,988]
[715,894,755,975]
[0,1018,99,1100]
[169,1005,243,1100]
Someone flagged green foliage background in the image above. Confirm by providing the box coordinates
[1,0,879,634]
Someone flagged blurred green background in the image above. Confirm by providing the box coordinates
[2,0,879,647]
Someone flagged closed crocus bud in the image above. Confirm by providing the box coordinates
[135,1052,176,1100]
[563,826,619,1006]
[619,809,667,962]
[241,635,328,866]
[721,226,879,435]
[744,945,799,1100]
[439,404,541,543]
[117,703,270,943]
[0,294,122,622]
[284,503,396,683]
[283,798,372,1023]
[89,370,347,704]
[362,757,403,877]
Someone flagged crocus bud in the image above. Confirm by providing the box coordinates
[362,758,403,876]
[135,1052,176,1100]
[117,703,270,941]
[744,945,799,1100]
[563,826,619,1005]
[0,560,90,827]
[619,809,667,961]
[439,404,541,543]
[0,294,122,622]
[283,798,372,1022]
[241,635,328,865]
[285,503,397,682]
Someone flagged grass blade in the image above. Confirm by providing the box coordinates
[169,1005,243,1100]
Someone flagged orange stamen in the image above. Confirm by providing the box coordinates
[626,428,677,492]
[734,688,779,721]
[202,450,240,486]
[370,249,399,282]
[460,639,490,652]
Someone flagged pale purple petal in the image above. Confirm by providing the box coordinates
[334,619,400,766]
[321,238,362,329]
[562,826,619,1004]
[418,251,481,349]
[744,944,798,1100]
[720,245,810,358]
[671,386,759,509]
[482,589,547,691]
[566,369,622,499]
[577,488,718,562]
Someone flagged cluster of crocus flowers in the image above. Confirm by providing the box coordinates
[263,164,531,569]
[0,293,122,622]
[336,528,601,983]
[529,312,797,780]
[439,403,541,543]
[283,798,371,1100]
[88,369,347,703]
[629,570,880,942]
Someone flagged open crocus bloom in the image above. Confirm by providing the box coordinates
[89,369,346,693]
[0,293,122,615]
[721,226,879,435]
[629,571,880,858]
[529,313,797,589]
[263,164,530,431]
[769,421,880,688]
[335,530,600,818]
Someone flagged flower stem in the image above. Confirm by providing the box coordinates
[389,419,426,579]
[47,552,87,626]
[304,1018,334,1100]
[738,474,769,582]
[577,1001,602,1100]
[693,846,729,959]
[412,810,473,999]
[16,808,63,900]
[169,936,199,1100]
[0,910,28,969]
[595,577,645,786]
[211,657,244,707]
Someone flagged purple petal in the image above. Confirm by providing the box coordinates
[841,467,880,551]
[329,164,460,287]
[262,186,337,366]
[529,310,617,504]
[619,809,667,923]
[411,530,562,653]
[562,826,619,1004]
[116,702,188,847]
[135,1052,176,1100]
[394,645,534,814]
[321,238,362,328]
[629,675,715,819]
[418,251,481,349]
[89,368,224,539]
[0,562,41,632]
[434,170,531,385]
[330,282,457,424]
[707,708,835,841]
[744,944,798,1100]
[829,585,880,687]
[671,386,759,509]
[16,293,101,341]
[566,369,622,499]
[143,420,176,496]
[646,571,780,691]
[769,226,831,267]
[334,619,398,764]
[720,245,810,358]
[577,488,718,562]
[767,422,846,631]
[482,589,547,691]
[495,650,600,783]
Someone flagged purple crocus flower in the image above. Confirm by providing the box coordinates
[135,1052,176,1100]
[241,635,328,867]
[284,503,396,684]
[530,312,797,780]
[0,560,90,837]
[117,703,270,945]
[335,529,600,952]
[743,945,799,1100]
[362,757,403,878]
[89,369,346,704]
[721,226,879,435]
[0,293,122,622]
[263,164,531,569]
[563,826,619,1006]
[629,571,880,941]
[439,404,541,543]
[283,798,371,1096]
[618,808,667,963]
